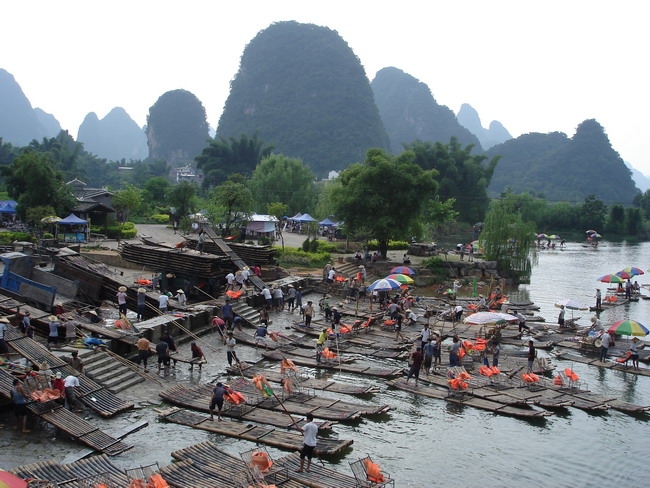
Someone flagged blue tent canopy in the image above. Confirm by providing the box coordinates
[295,213,315,222]
[319,218,338,227]
[58,213,88,224]
[0,200,17,214]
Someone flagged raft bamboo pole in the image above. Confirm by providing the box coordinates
[144,302,218,353]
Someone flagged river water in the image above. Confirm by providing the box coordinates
[313,241,650,487]
[3,240,648,486]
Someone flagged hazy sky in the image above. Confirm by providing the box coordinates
[2,1,648,173]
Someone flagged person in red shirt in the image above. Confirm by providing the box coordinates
[189,342,206,371]
[51,372,66,405]
[406,347,424,386]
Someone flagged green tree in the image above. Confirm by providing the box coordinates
[406,138,499,224]
[112,184,143,223]
[482,197,538,282]
[423,196,458,241]
[143,177,172,206]
[624,207,643,236]
[210,174,253,236]
[579,194,607,232]
[196,133,274,189]
[248,154,316,214]
[1,151,76,220]
[332,148,438,257]
[168,181,198,220]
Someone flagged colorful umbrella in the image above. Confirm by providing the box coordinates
[548,234,561,240]
[586,230,598,234]
[597,274,625,284]
[466,240,482,250]
[607,319,649,337]
[619,267,644,277]
[386,273,414,285]
[367,278,402,291]
[389,266,415,276]
[464,312,519,325]
[0,471,28,488]
[537,233,548,239]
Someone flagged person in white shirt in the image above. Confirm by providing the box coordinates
[158,293,169,312]
[225,272,235,291]
[64,375,83,412]
[175,289,187,307]
[420,324,431,349]
[296,413,318,473]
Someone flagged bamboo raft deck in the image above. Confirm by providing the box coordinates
[262,349,404,378]
[386,378,553,419]
[5,328,134,417]
[159,383,339,428]
[227,362,381,395]
[160,378,391,421]
[167,440,360,488]
[555,350,650,380]
[158,407,354,456]
[9,453,130,487]
[0,369,132,455]
[291,322,415,351]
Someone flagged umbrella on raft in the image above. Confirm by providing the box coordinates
[607,319,649,337]
[40,215,61,224]
[616,267,644,279]
[367,278,402,291]
[597,274,626,284]
[390,266,415,276]
[464,312,519,325]
[554,298,589,320]
[386,273,414,285]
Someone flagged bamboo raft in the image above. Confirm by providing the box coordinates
[5,329,134,417]
[163,440,360,488]
[227,362,381,395]
[555,350,650,380]
[10,453,130,486]
[160,378,390,421]
[291,322,414,351]
[158,407,354,456]
[0,369,132,455]
[386,378,553,419]
[159,383,338,428]
[262,350,404,377]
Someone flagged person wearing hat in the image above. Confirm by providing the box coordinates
[630,338,640,370]
[0,316,9,359]
[226,332,239,366]
[174,289,187,307]
[599,330,611,362]
[36,361,52,389]
[116,286,128,316]
[52,372,66,405]
[47,315,61,350]
[321,294,332,322]
[332,306,341,328]
[136,288,147,321]
[304,300,314,327]
[286,284,296,312]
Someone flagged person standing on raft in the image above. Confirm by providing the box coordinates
[209,382,225,421]
[296,413,318,473]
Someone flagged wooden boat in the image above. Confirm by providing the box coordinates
[554,350,650,381]
[262,350,403,378]
[158,406,353,456]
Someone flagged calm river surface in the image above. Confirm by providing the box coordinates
[311,241,650,487]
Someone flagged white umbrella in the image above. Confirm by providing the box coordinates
[554,298,589,320]
[464,311,519,325]
[367,278,402,291]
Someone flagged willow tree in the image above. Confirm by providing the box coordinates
[482,197,537,282]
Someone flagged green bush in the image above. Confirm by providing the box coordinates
[105,223,138,239]
[275,247,330,267]
[367,239,410,250]
[315,240,338,253]
[43,232,54,239]
[150,214,170,224]
[0,232,36,244]
[301,238,311,252]
[258,236,271,246]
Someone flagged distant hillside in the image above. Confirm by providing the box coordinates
[34,107,61,138]
[147,89,210,165]
[627,163,650,192]
[371,67,481,154]
[0,68,52,145]
[457,103,511,149]
[487,119,639,204]
[77,107,147,161]
[217,21,390,176]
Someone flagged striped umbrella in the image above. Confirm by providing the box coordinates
[367,278,402,291]
[597,274,625,284]
[386,273,414,285]
[389,266,415,276]
[607,319,649,337]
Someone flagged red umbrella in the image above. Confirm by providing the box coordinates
[0,471,28,488]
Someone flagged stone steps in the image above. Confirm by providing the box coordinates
[81,349,145,393]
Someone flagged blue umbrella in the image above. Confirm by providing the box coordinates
[367,278,401,291]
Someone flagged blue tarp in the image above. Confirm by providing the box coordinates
[319,218,338,227]
[0,200,17,214]
[295,213,315,222]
